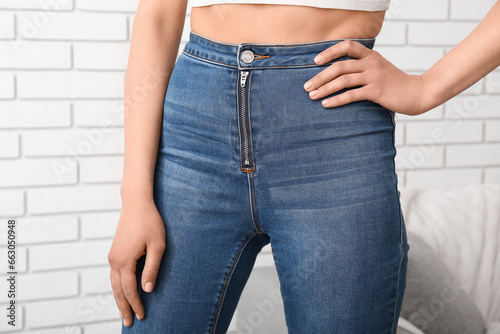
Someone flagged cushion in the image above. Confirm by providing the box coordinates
[399,231,486,334]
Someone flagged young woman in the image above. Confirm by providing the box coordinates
[108,0,500,332]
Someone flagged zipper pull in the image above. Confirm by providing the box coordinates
[240,71,249,88]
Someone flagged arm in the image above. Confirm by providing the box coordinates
[108,0,188,328]
[303,0,500,115]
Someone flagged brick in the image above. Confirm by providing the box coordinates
[408,22,478,46]
[84,321,121,334]
[0,159,77,187]
[446,143,500,167]
[17,12,127,41]
[485,71,500,94]
[30,239,112,271]
[81,267,112,295]
[27,185,121,214]
[406,120,482,144]
[73,42,130,70]
[77,0,140,12]
[23,128,124,157]
[17,72,125,99]
[80,156,123,183]
[376,46,444,72]
[0,190,24,216]
[0,302,23,331]
[0,41,71,69]
[9,327,82,334]
[24,294,117,328]
[81,212,120,239]
[386,0,448,20]
[0,101,71,128]
[395,145,444,169]
[445,95,500,119]
[0,0,73,10]
[74,100,124,126]
[0,272,78,303]
[0,131,19,158]
[450,0,497,20]
[0,73,14,99]
[396,105,443,121]
[485,120,500,141]
[16,215,78,244]
[485,168,500,184]
[0,246,27,272]
[375,21,406,46]
[406,168,482,187]
[394,122,404,146]
[0,12,15,39]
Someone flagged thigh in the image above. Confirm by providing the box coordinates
[122,53,270,334]
[251,67,409,333]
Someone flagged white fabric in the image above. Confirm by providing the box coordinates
[397,317,426,334]
[189,0,391,11]
[399,184,500,323]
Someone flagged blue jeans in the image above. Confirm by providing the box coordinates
[123,31,409,334]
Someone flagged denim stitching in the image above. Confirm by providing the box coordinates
[182,50,238,68]
[388,110,405,334]
[247,70,256,169]
[190,31,375,47]
[249,173,264,233]
[210,232,260,333]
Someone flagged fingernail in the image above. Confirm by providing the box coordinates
[145,281,154,292]
[322,99,330,107]
[136,313,143,320]
[119,310,123,318]
[314,55,323,64]
[123,318,131,327]
[303,81,313,91]
[309,90,318,98]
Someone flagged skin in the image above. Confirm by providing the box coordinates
[108,0,500,328]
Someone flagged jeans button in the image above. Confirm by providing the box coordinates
[241,50,255,64]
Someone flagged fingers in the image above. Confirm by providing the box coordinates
[141,242,166,293]
[110,267,135,327]
[308,72,366,102]
[121,265,146,324]
[323,86,373,108]
[313,39,370,66]
[304,59,365,93]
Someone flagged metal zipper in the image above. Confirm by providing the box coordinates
[239,70,253,170]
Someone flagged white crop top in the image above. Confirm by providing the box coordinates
[190,0,390,12]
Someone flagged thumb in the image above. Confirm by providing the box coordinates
[141,243,165,293]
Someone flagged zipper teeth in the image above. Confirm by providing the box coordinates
[241,71,250,165]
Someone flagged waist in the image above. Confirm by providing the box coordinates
[182,30,375,69]
[190,4,386,44]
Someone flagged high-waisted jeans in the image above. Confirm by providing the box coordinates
[123,31,410,334]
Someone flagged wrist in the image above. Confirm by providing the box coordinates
[418,72,444,114]
[120,182,154,203]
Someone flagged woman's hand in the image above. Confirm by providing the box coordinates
[303,40,432,116]
[108,198,166,327]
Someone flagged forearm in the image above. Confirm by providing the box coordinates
[121,3,187,202]
[420,0,500,112]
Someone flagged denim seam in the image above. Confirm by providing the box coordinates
[249,173,264,233]
[210,231,260,334]
[247,70,256,169]
[184,48,351,70]
[388,111,405,334]
[190,30,375,47]
[182,50,239,69]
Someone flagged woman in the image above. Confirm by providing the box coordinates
[108,0,500,332]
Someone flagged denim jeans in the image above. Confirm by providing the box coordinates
[122,30,410,334]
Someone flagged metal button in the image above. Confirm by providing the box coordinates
[241,50,255,64]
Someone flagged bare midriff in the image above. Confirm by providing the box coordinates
[190,4,386,44]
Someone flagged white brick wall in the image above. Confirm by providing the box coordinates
[0,0,499,333]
